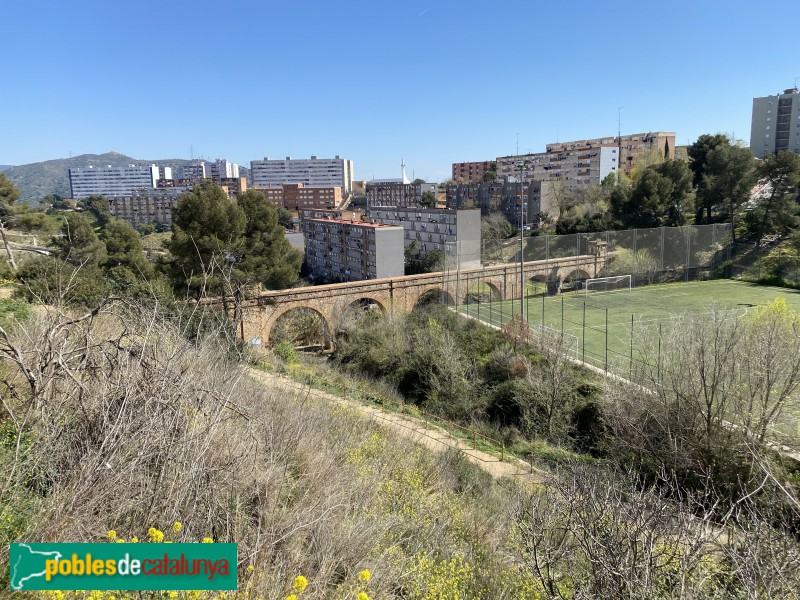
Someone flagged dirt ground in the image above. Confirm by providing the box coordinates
[247,367,546,482]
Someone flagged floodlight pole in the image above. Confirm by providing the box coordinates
[518,160,525,323]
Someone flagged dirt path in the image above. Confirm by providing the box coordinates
[247,367,545,482]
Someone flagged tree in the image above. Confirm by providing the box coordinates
[412,178,426,184]
[165,183,301,329]
[102,217,153,279]
[235,189,302,291]
[612,159,692,228]
[420,191,437,208]
[53,212,107,267]
[165,181,246,297]
[81,195,112,227]
[404,241,445,275]
[753,150,800,245]
[276,206,294,229]
[0,173,20,270]
[688,134,758,234]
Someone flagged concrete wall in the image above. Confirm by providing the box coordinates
[374,226,405,279]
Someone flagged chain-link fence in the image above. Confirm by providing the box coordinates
[442,224,732,311]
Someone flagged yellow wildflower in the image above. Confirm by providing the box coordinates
[173,521,182,534]
[115,538,126,543]
[147,527,164,543]
[357,569,371,583]
[357,593,370,600]
[202,537,214,543]
[168,594,178,599]
[247,565,255,573]
[106,530,117,542]
[285,595,298,600]
[131,537,139,543]
[293,575,308,592]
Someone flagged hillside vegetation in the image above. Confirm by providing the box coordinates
[1,300,799,598]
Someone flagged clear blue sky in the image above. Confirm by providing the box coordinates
[2,0,798,181]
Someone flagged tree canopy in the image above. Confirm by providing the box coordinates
[165,182,302,326]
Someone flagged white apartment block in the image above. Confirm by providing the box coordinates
[367,207,482,269]
[68,165,159,199]
[250,155,354,196]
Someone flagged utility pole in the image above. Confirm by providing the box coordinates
[617,107,623,184]
[518,159,525,322]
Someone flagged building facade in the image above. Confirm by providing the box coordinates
[256,183,342,211]
[107,191,178,229]
[750,87,800,159]
[496,132,675,187]
[250,155,354,196]
[497,145,620,188]
[366,207,481,269]
[68,165,159,199]
[303,218,404,282]
[366,182,423,208]
[452,160,495,184]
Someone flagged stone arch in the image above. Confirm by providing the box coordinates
[413,286,456,308]
[560,268,592,293]
[526,273,549,298]
[265,304,333,348]
[462,280,502,304]
[335,296,387,325]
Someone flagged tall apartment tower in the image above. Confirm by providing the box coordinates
[750,87,800,159]
[250,155,354,196]
[68,164,159,199]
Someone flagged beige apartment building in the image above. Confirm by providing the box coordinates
[496,132,675,187]
[256,183,342,211]
[451,160,495,184]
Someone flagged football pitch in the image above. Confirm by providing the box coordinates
[457,279,800,371]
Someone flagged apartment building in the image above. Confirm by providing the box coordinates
[250,155,354,196]
[367,207,481,269]
[750,87,800,159]
[496,132,675,186]
[497,145,620,188]
[446,181,504,214]
[452,160,495,184]
[181,159,240,180]
[256,183,342,211]
[499,179,561,224]
[107,191,178,229]
[68,165,159,199]
[304,218,404,282]
[298,208,362,222]
[366,181,422,208]
[156,176,247,199]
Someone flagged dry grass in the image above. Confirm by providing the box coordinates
[1,301,798,598]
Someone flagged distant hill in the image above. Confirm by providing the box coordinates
[0,165,13,172]
[4,152,249,205]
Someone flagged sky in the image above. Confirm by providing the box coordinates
[1,0,798,182]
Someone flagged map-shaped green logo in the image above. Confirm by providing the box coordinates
[10,543,63,590]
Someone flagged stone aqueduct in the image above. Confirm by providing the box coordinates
[241,242,607,346]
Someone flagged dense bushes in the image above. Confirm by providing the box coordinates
[333,305,602,448]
